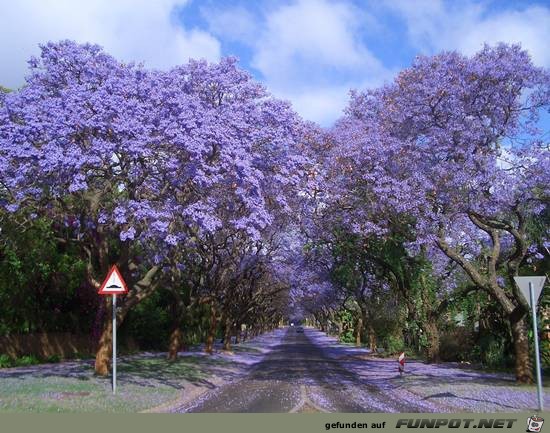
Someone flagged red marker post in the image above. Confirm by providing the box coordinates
[98,265,129,394]
[398,352,405,375]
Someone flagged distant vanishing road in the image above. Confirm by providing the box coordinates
[173,328,431,413]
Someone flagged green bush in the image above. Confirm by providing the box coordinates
[440,328,474,362]
[69,350,92,360]
[14,355,40,367]
[383,335,405,354]
[0,354,13,368]
[45,354,61,363]
[0,217,91,336]
[477,335,513,369]
[483,340,505,367]
[1,354,60,367]
[122,291,171,350]
[339,329,355,344]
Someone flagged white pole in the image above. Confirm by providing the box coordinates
[113,294,117,395]
[529,282,543,411]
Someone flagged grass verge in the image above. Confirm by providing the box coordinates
[0,355,230,413]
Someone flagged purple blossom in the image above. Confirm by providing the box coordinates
[98,211,108,224]
[68,173,87,192]
[113,207,127,225]
[5,203,19,213]
[164,234,178,246]
[0,40,310,326]
[120,227,136,241]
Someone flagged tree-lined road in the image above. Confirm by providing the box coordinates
[1,39,548,415]
[173,328,429,413]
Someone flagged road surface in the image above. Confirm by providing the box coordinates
[173,327,431,413]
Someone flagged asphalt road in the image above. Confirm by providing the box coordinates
[173,327,430,413]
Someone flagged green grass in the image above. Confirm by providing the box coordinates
[0,355,231,413]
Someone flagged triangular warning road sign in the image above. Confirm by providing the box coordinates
[98,265,129,295]
[514,276,546,309]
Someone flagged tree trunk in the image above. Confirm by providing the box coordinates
[424,320,440,363]
[355,315,363,347]
[205,306,217,354]
[167,327,184,361]
[511,315,533,383]
[234,324,241,344]
[94,298,113,376]
[367,321,377,351]
[541,306,550,341]
[223,318,232,351]
[93,265,159,375]
[404,300,419,350]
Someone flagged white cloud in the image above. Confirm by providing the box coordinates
[200,0,396,125]
[253,0,372,80]
[278,85,353,128]
[242,0,393,125]
[277,70,400,127]
[0,0,221,89]
[202,6,259,43]
[387,0,550,67]
[252,0,388,85]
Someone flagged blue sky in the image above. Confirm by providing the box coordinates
[1,0,550,126]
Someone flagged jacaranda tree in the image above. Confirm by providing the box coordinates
[0,41,307,374]
[331,44,549,382]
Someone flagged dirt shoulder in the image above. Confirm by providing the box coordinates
[309,329,549,412]
[0,329,287,413]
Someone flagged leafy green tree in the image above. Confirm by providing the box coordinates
[0,217,89,335]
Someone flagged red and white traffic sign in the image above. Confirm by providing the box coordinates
[98,265,129,295]
[97,264,129,395]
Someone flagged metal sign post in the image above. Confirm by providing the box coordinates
[529,282,543,412]
[113,294,117,395]
[514,276,546,412]
[98,265,129,396]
